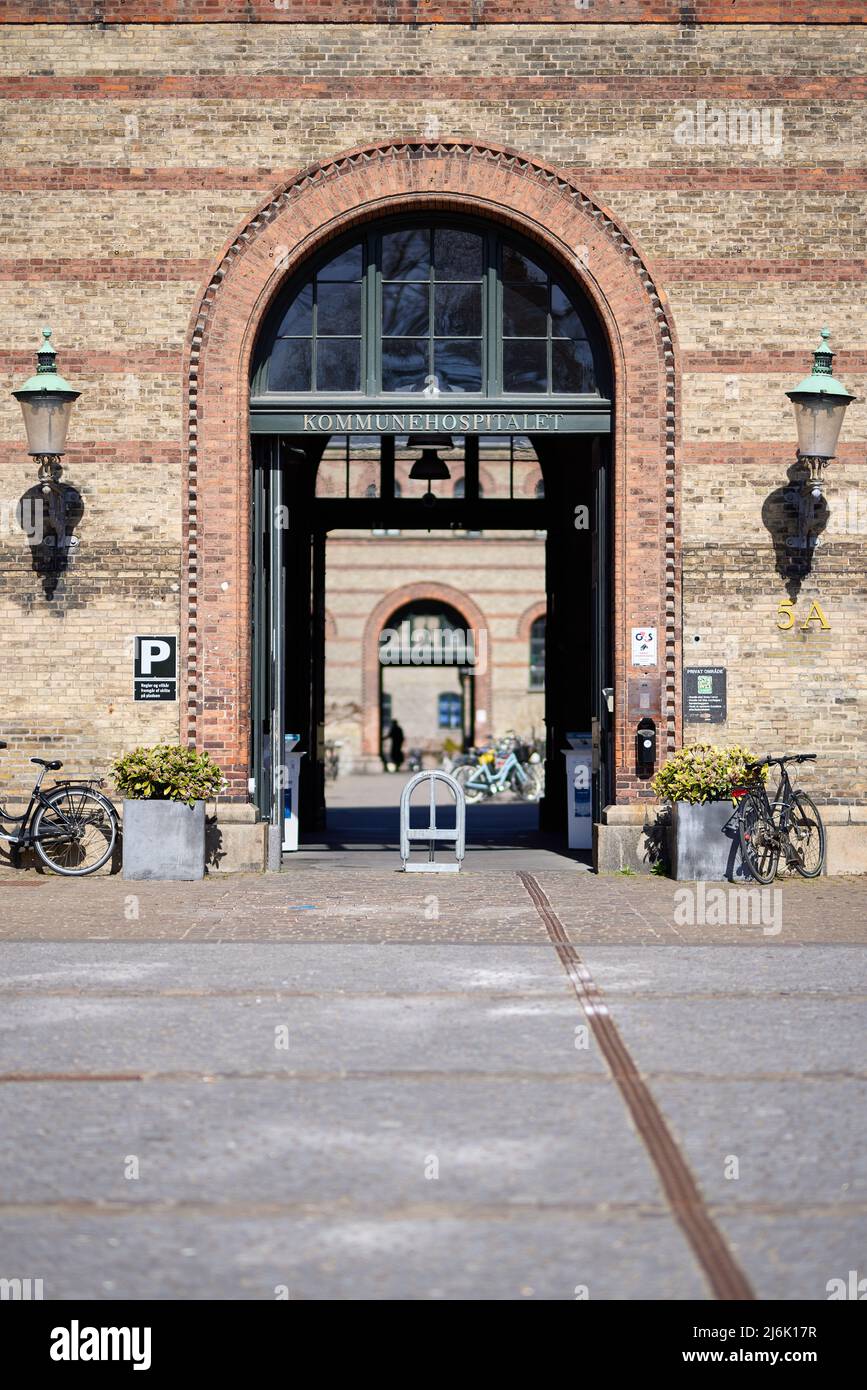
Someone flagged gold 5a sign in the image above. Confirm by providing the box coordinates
[777,600,830,631]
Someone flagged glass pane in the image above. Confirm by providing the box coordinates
[269,337,312,391]
[316,339,360,391]
[552,338,596,393]
[502,244,547,284]
[551,283,586,339]
[503,283,547,337]
[476,436,517,500]
[382,337,428,391]
[275,282,312,337]
[315,437,346,498]
[318,281,361,335]
[434,228,483,280]
[347,436,381,496]
[382,282,429,336]
[434,339,482,393]
[317,242,363,281]
[381,228,430,280]
[503,339,547,392]
[434,283,481,336]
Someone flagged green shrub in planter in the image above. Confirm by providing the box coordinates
[652,744,762,881]
[113,745,225,809]
[651,744,759,806]
[113,746,226,881]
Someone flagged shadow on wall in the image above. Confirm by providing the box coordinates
[642,805,671,873]
[762,460,828,602]
[206,813,225,871]
[18,476,85,601]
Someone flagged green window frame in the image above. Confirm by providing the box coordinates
[252,215,608,399]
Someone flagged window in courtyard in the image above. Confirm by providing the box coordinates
[529,616,546,691]
[438,692,463,729]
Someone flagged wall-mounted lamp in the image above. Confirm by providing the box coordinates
[785,328,855,501]
[11,327,82,550]
[782,328,855,567]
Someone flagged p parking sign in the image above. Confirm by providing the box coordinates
[134,635,177,702]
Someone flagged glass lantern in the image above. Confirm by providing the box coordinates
[12,327,81,457]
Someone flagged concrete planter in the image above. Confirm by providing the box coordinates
[671,800,747,882]
[122,799,206,881]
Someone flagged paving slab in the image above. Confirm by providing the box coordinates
[601,998,867,1077]
[651,1079,867,1206]
[0,1210,705,1301]
[0,941,566,995]
[0,1078,663,1208]
[0,993,606,1076]
[714,1211,867,1303]
[579,945,867,998]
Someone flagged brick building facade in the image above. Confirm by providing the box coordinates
[0,5,864,869]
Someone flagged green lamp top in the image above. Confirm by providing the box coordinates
[786,327,856,403]
[12,327,81,400]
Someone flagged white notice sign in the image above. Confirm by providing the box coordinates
[631,627,657,667]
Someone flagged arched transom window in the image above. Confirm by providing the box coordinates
[252,218,607,399]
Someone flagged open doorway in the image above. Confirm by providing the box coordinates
[248,212,614,859]
[251,427,610,857]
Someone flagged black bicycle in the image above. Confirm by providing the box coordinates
[0,742,118,876]
[734,753,825,885]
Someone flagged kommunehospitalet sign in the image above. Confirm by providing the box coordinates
[298,409,569,434]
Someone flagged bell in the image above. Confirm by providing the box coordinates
[408,448,451,483]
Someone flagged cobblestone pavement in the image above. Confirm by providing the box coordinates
[1,868,865,1300]
[0,866,864,943]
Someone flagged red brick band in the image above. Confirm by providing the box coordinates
[4,347,864,383]
[682,351,867,374]
[3,257,863,285]
[0,76,864,100]
[4,167,867,195]
[0,258,208,282]
[2,1,862,22]
[0,168,292,192]
[657,258,867,282]
[0,442,182,466]
[0,349,180,374]
[681,442,866,467]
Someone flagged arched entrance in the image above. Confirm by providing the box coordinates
[361,586,494,765]
[248,210,611,840]
[184,140,680,854]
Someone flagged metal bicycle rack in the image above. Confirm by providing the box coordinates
[399,770,465,873]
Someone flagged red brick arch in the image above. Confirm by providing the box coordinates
[360,581,493,756]
[185,138,680,801]
[517,600,547,643]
